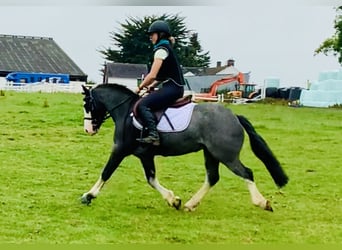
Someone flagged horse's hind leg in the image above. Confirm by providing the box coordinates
[184,148,219,212]
[246,179,273,211]
[226,158,273,211]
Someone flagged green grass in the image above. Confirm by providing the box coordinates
[0,91,341,244]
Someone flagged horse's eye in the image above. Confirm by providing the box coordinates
[83,102,90,113]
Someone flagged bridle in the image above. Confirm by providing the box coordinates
[83,87,135,131]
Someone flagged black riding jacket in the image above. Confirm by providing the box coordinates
[138,40,185,112]
[153,40,185,86]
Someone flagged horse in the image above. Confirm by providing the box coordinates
[81,83,288,212]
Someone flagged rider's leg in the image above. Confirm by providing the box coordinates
[136,83,183,146]
[136,105,160,146]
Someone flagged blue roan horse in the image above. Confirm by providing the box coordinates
[81,84,288,212]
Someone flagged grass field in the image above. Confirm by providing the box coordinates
[0,90,341,244]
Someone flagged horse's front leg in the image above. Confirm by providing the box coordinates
[81,144,125,205]
[140,156,181,209]
[81,176,105,205]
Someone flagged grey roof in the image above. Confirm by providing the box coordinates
[104,62,148,80]
[0,34,87,81]
[182,65,229,76]
[185,75,238,93]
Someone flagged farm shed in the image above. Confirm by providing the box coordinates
[103,62,148,91]
[0,34,87,82]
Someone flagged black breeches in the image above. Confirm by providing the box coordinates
[138,83,184,112]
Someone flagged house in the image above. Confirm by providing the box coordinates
[0,34,87,92]
[103,62,148,91]
[102,59,249,95]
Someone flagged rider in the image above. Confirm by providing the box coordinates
[136,20,185,146]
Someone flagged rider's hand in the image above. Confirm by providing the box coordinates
[136,86,142,94]
[147,86,155,92]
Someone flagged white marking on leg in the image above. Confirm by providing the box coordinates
[149,177,176,206]
[245,179,268,208]
[85,176,105,198]
[184,176,211,211]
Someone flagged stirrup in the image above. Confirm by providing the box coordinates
[136,135,160,146]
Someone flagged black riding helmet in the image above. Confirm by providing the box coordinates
[147,20,171,36]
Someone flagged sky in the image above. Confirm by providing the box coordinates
[0,1,341,88]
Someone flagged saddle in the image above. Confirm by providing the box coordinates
[132,95,193,130]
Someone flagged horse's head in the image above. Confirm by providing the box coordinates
[82,85,108,135]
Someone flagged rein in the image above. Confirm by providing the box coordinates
[105,95,134,119]
[88,88,135,123]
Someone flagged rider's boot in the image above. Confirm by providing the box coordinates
[136,107,160,146]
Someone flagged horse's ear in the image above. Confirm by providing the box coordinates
[82,85,89,95]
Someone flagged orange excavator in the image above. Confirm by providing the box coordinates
[194,72,245,102]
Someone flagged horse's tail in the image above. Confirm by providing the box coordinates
[236,115,289,188]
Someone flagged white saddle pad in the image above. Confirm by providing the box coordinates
[132,102,197,132]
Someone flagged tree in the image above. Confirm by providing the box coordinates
[100,14,210,68]
[179,32,210,67]
[315,6,342,64]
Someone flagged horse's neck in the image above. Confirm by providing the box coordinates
[95,85,137,122]
[107,95,136,122]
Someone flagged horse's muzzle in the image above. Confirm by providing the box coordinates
[85,128,97,135]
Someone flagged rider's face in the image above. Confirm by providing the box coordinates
[149,33,158,44]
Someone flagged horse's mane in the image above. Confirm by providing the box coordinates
[94,83,138,97]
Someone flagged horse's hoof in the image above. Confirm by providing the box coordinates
[183,201,198,212]
[184,206,191,212]
[184,206,195,212]
[172,196,182,210]
[81,193,94,205]
[264,200,273,212]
